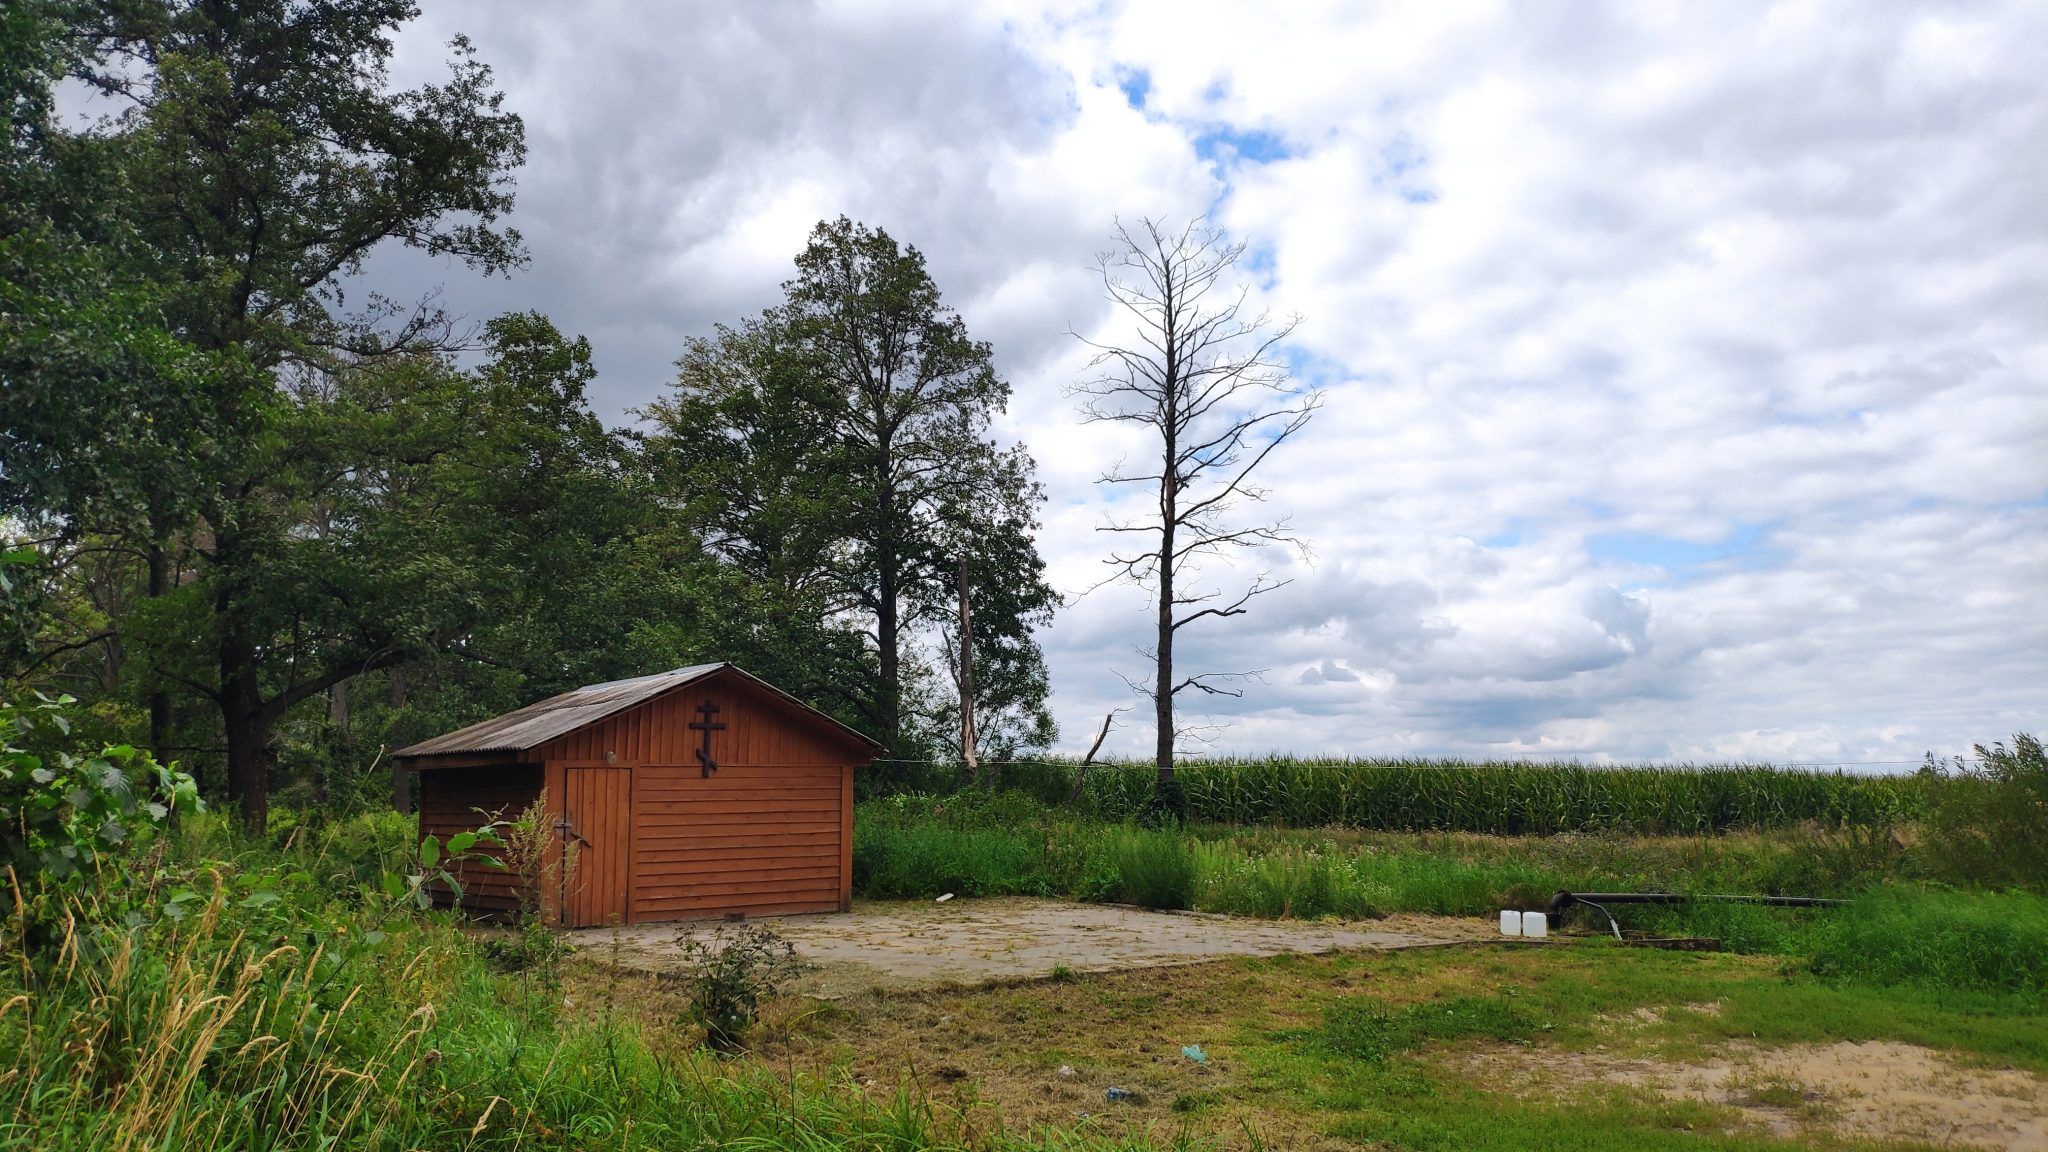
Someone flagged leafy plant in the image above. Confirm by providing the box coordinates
[669,924,802,1053]
[1807,887,2048,998]
[1917,733,2047,890]
[377,819,508,912]
[1,694,200,932]
[1111,827,1195,910]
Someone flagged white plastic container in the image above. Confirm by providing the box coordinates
[1499,909,1522,936]
[1520,911,1548,938]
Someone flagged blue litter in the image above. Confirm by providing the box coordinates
[1104,1087,1133,1102]
[1182,1044,1208,1064]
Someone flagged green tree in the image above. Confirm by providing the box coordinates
[645,218,1056,757]
[59,0,527,831]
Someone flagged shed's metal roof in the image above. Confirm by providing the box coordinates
[392,662,881,760]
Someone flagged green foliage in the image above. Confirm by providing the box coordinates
[1109,827,1196,910]
[1053,755,1924,834]
[849,786,1925,922]
[1807,888,2048,999]
[1317,994,1535,1062]
[852,801,1054,899]
[1917,733,2047,890]
[5,820,1118,1152]
[669,924,803,1054]
[0,694,198,917]
[643,216,1056,757]
[1192,840,1384,919]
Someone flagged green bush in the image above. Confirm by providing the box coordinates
[0,694,200,940]
[1110,827,1194,910]
[1917,733,2046,890]
[668,924,802,1053]
[852,813,1049,898]
[1807,888,2048,999]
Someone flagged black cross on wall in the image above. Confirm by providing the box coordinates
[689,699,726,778]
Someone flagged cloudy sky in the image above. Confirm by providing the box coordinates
[362,1,2046,765]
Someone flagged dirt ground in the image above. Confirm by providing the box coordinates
[577,897,1497,994]
[1470,1004,2048,1151]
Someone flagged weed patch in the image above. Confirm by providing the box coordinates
[1317,993,1536,1062]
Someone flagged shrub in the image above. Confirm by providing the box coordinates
[1110,827,1194,910]
[0,694,200,941]
[670,924,802,1053]
[1807,888,2048,998]
[1917,733,2047,890]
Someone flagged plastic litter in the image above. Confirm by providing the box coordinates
[1057,1064,1076,1077]
[1105,1087,1134,1102]
[936,893,954,903]
[1499,909,1522,936]
[1181,1044,1207,1064]
[1520,910,1548,938]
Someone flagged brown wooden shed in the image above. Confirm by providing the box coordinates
[391,663,881,927]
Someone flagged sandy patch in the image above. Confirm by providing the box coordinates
[1472,1039,2048,1150]
[576,897,1498,993]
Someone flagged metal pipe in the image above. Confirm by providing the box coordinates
[1548,890,1846,917]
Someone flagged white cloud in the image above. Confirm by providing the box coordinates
[365,0,2048,765]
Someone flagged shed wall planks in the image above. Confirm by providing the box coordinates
[418,765,540,915]
[408,666,868,925]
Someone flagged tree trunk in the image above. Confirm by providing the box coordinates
[329,676,350,740]
[147,540,172,764]
[389,663,411,813]
[1155,377,1179,784]
[221,635,270,834]
[877,559,899,748]
[957,556,978,782]
[1155,515,1175,784]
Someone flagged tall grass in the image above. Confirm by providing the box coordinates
[1,819,1143,1152]
[1806,888,2048,998]
[973,756,1923,834]
[854,790,1918,920]
[1108,829,1194,910]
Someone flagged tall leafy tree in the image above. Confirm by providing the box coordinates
[645,218,1056,755]
[0,0,216,757]
[27,0,527,831]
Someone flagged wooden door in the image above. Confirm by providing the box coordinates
[562,766,630,928]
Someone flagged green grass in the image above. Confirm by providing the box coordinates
[1108,827,1195,909]
[1806,887,2048,998]
[853,790,1923,921]
[0,813,1143,1152]
[1316,993,1537,1061]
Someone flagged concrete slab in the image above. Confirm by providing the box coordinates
[577,897,1495,992]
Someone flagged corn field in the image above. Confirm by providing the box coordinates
[989,757,1921,834]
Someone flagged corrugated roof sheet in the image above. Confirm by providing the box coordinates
[392,663,882,760]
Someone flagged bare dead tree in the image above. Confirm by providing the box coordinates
[1068,707,1126,803]
[1070,218,1322,786]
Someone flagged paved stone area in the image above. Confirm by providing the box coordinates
[578,896,1495,991]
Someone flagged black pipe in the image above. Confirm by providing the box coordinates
[1548,890,1846,917]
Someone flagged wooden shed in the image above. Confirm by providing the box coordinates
[391,663,881,927]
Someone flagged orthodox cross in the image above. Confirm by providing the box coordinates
[689,699,726,778]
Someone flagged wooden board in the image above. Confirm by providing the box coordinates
[418,765,540,915]
[626,760,847,920]
[563,766,631,928]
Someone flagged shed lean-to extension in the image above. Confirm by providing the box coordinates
[391,663,882,928]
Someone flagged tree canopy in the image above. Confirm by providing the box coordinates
[3,6,1060,829]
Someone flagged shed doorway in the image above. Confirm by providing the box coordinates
[563,766,629,928]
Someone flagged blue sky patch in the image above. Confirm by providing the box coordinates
[1194,124,1291,166]
[1115,66,1151,111]
[1587,522,1774,575]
